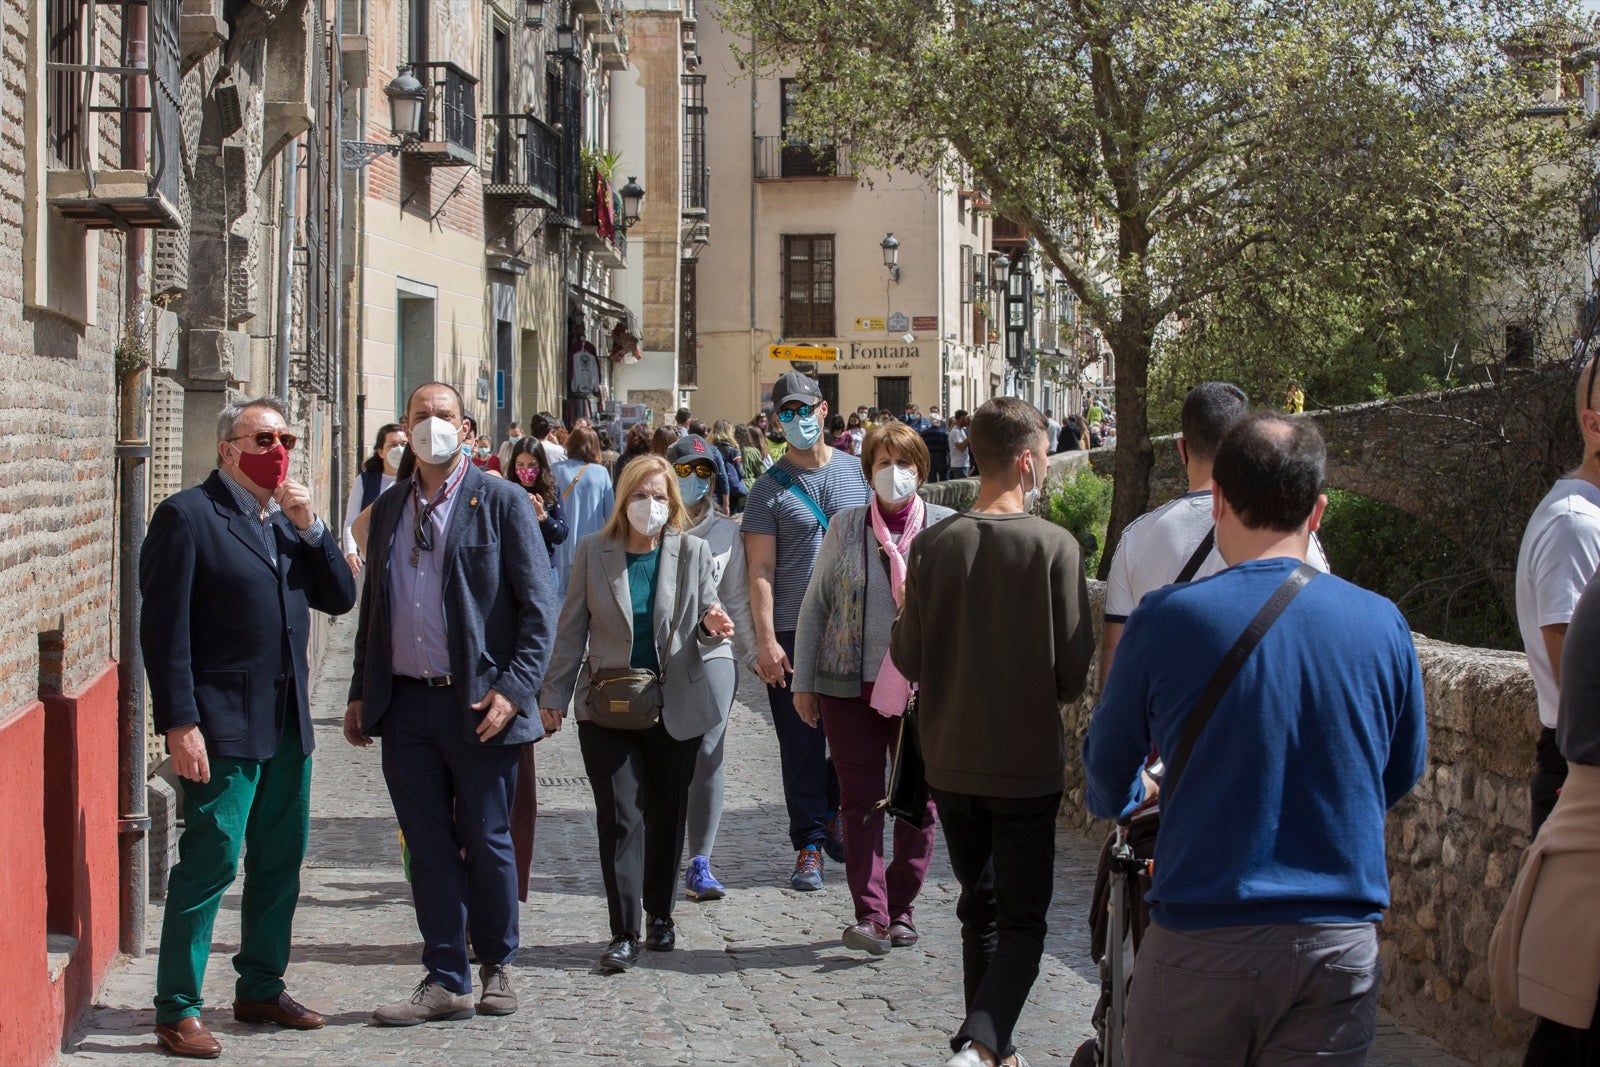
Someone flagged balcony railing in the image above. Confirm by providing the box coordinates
[755,136,853,180]
[482,113,560,210]
[405,61,478,167]
[47,0,181,229]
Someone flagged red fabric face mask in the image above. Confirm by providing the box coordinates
[237,444,289,491]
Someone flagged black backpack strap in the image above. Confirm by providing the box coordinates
[1162,562,1317,805]
[1174,527,1216,584]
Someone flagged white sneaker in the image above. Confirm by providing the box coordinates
[945,1045,988,1067]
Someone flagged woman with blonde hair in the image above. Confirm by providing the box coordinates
[539,455,737,974]
[792,421,953,955]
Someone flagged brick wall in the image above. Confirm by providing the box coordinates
[0,0,122,717]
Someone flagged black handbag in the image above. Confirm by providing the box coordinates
[585,667,663,730]
[874,693,931,827]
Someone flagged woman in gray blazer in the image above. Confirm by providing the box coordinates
[539,454,735,974]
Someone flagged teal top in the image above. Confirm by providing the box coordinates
[626,547,661,671]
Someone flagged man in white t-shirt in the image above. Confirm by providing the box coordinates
[1515,355,1600,835]
[948,410,972,478]
[1100,382,1330,686]
[1044,409,1062,454]
[529,411,567,464]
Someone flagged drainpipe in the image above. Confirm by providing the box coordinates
[748,34,758,409]
[117,0,151,958]
[275,138,298,403]
[329,0,346,537]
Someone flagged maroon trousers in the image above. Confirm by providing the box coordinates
[819,694,937,927]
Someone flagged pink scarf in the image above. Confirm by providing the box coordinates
[868,492,926,716]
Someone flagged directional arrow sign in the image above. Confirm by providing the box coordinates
[768,344,839,361]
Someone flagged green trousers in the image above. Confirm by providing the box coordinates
[154,718,310,1023]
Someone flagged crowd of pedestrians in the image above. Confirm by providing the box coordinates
[143,365,1600,1067]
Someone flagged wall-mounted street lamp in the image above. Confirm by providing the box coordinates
[619,176,646,229]
[523,0,547,29]
[551,24,579,57]
[881,232,901,283]
[991,253,1010,292]
[341,72,428,170]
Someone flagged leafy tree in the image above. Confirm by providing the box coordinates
[721,0,1588,573]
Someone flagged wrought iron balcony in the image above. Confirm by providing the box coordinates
[754,136,852,180]
[404,61,478,167]
[482,113,561,210]
[47,0,181,228]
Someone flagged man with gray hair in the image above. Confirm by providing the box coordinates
[140,395,356,1058]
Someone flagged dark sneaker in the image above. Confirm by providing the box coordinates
[841,920,892,955]
[789,844,824,891]
[372,979,474,1026]
[822,809,846,863]
[684,855,726,901]
[475,963,517,1016]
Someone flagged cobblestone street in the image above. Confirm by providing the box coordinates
[62,616,1468,1066]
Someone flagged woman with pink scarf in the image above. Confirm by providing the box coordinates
[792,421,953,955]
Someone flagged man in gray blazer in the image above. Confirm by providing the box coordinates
[345,381,559,1025]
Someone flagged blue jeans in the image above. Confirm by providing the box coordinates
[1125,920,1380,1066]
[765,630,839,851]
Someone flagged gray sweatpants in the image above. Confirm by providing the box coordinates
[685,711,729,860]
[1125,920,1380,1066]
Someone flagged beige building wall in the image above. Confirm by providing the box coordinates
[696,0,993,424]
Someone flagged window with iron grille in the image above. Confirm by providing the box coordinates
[779,79,835,177]
[47,0,86,168]
[682,75,707,213]
[783,235,834,338]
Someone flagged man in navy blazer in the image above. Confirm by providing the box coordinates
[345,381,559,1026]
[141,395,356,1059]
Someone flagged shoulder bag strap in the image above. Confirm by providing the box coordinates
[766,465,829,531]
[1162,562,1317,805]
[560,463,592,502]
[1174,527,1216,584]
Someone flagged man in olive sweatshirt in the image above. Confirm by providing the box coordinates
[890,396,1096,1067]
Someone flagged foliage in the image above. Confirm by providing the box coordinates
[721,0,1589,573]
[1320,489,1517,649]
[1042,469,1115,575]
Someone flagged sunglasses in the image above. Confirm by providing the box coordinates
[776,404,816,423]
[230,430,298,451]
[674,461,716,478]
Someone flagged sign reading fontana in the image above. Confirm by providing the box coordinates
[768,344,839,361]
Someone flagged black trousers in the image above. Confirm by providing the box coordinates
[579,719,700,938]
[1525,995,1600,1066]
[1533,726,1569,836]
[931,787,1062,1061]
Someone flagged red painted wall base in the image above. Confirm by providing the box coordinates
[0,660,122,1066]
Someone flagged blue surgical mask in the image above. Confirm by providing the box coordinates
[678,473,711,505]
[784,413,822,451]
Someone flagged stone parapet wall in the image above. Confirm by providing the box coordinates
[1060,582,1537,1066]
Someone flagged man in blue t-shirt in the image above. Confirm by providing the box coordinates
[1084,413,1426,1066]
[744,371,872,891]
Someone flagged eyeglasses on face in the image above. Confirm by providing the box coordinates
[230,430,298,451]
[776,403,816,423]
[673,461,716,478]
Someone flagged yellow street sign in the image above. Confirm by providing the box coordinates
[768,344,838,361]
[854,317,885,331]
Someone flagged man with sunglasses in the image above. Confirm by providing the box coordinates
[744,371,872,890]
[141,396,356,1059]
[1516,355,1600,835]
[345,381,559,1026]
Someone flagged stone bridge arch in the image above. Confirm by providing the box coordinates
[1085,368,1583,613]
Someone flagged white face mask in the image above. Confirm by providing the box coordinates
[1022,455,1043,513]
[385,444,407,471]
[873,464,919,506]
[409,416,460,465]
[627,497,670,538]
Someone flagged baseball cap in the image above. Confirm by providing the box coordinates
[667,434,714,463]
[772,370,823,408]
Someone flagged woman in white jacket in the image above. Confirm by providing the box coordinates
[667,435,755,902]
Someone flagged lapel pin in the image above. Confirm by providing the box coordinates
[470,496,478,507]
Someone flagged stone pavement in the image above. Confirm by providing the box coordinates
[63,616,1468,1066]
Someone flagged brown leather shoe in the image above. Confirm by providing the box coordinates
[888,919,920,947]
[233,990,327,1030]
[154,1017,222,1059]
